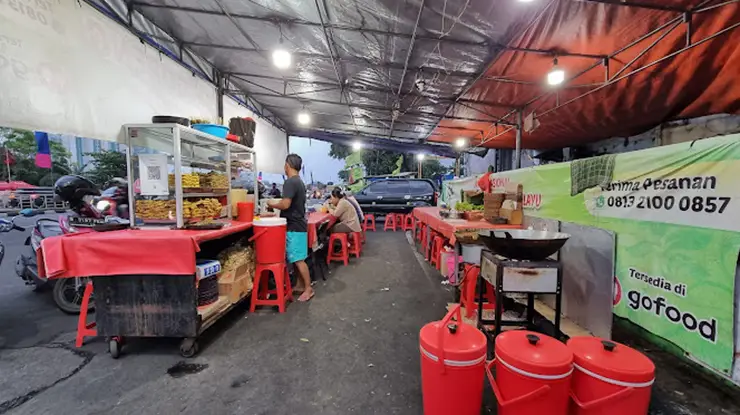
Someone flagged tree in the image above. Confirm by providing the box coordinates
[85,150,127,186]
[362,149,403,176]
[337,169,350,182]
[328,142,352,159]
[419,159,449,179]
[0,128,71,185]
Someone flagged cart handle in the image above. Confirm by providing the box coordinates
[569,386,635,410]
[247,228,268,242]
[486,358,551,407]
[436,304,463,374]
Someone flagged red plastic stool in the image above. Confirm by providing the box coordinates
[383,214,397,231]
[402,214,415,232]
[250,262,293,313]
[430,235,446,269]
[416,221,424,242]
[327,233,350,265]
[349,232,362,258]
[75,281,97,348]
[460,264,496,319]
[363,214,376,232]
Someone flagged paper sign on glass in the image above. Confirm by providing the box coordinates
[138,154,169,196]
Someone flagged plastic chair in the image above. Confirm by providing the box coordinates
[349,232,362,258]
[383,214,397,231]
[430,235,446,269]
[327,233,350,266]
[250,263,293,313]
[363,214,376,232]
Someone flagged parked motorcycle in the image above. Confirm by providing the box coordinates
[0,212,30,267]
[15,176,129,314]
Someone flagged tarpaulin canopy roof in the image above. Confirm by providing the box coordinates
[88,0,739,154]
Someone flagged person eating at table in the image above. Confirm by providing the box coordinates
[267,154,313,302]
[326,188,362,234]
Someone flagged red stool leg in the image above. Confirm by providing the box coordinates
[75,281,97,348]
[430,237,441,268]
[383,214,396,231]
[461,265,480,319]
[250,268,263,312]
[349,232,362,258]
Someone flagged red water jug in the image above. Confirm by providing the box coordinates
[249,217,287,264]
[567,337,655,415]
[419,305,487,415]
[487,331,573,415]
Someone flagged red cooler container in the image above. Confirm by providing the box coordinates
[487,331,573,415]
[419,305,487,415]
[251,217,287,264]
[567,337,655,415]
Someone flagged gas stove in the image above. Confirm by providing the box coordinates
[476,250,563,339]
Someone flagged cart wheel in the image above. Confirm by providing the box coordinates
[179,338,199,358]
[109,338,121,359]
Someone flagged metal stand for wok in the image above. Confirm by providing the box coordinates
[477,250,563,340]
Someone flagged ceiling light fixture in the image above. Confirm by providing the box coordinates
[547,58,565,86]
[297,110,311,125]
[272,30,292,70]
[455,138,467,149]
[352,141,362,151]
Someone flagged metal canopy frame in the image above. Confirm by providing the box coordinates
[467,0,740,164]
[85,0,739,158]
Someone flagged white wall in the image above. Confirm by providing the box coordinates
[0,1,218,141]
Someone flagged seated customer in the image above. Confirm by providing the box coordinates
[327,188,362,234]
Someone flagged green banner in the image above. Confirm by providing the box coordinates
[345,151,361,167]
[490,134,740,373]
[392,155,403,175]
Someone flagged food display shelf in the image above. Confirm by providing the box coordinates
[123,123,258,228]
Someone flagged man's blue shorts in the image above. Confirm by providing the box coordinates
[286,231,308,263]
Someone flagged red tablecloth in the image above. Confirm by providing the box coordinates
[307,212,332,249]
[413,207,520,244]
[38,221,253,279]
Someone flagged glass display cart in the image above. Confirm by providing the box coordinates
[122,124,257,228]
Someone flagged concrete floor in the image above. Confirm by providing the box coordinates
[1,227,740,414]
[1,230,452,415]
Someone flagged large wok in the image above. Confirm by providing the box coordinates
[478,229,570,261]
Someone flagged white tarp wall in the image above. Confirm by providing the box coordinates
[0,1,288,174]
[0,1,216,140]
[223,97,287,175]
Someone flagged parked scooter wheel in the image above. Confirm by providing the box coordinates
[52,278,94,314]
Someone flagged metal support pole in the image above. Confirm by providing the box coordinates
[684,12,692,46]
[515,111,523,169]
[216,72,224,124]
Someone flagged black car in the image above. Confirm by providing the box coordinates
[354,178,437,214]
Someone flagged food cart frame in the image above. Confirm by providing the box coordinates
[122,123,258,228]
